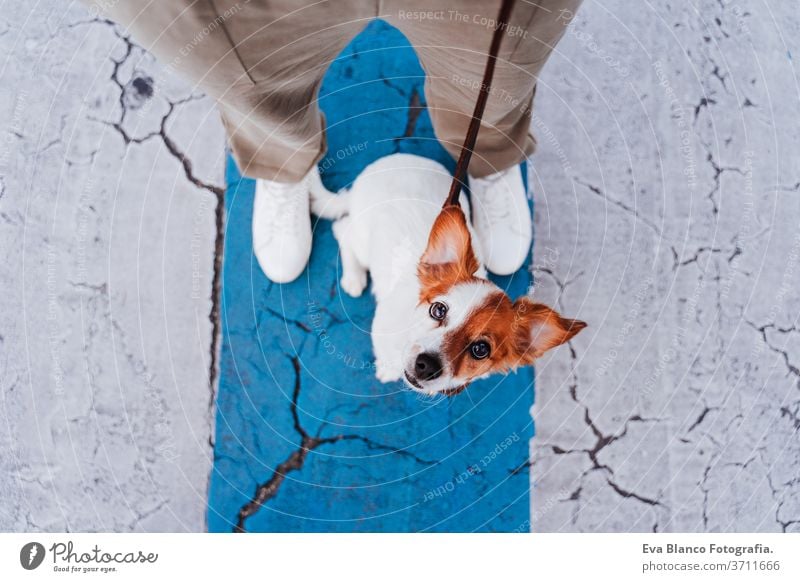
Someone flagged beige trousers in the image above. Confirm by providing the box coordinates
[103,0,581,182]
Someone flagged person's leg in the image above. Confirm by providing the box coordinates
[98,0,375,281]
[388,0,582,274]
[101,0,374,182]
[209,0,376,182]
[217,0,374,281]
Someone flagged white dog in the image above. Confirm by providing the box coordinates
[311,154,585,396]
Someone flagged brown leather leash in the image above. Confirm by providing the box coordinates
[437,0,515,398]
[443,0,516,209]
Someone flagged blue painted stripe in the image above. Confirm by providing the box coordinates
[208,20,534,533]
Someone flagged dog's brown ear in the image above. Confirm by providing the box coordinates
[511,298,586,364]
[418,206,479,302]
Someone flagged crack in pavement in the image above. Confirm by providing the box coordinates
[546,339,668,513]
[686,404,719,433]
[398,86,422,139]
[779,405,800,432]
[670,245,729,271]
[234,356,438,532]
[532,267,585,311]
[746,320,800,381]
[262,307,312,332]
[699,140,746,216]
[90,26,227,435]
[573,177,665,238]
[605,477,662,507]
[549,395,666,510]
[765,471,800,532]
[693,96,717,123]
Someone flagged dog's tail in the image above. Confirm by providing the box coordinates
[310,171,351,219]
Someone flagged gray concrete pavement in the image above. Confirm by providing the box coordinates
[530,0,800,532]
[0,1,224,531]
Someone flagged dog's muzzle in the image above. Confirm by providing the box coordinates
[413,352,442,381]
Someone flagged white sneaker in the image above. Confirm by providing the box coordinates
[252,169,314,283]
[469,164,532,276]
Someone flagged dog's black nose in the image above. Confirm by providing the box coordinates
[414,353,443,381]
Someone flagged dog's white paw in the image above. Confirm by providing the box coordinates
[375,359,402,383]
[340,270,367,297]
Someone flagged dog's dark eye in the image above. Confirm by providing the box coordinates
[470,341,490,360]
[429,301,448,321]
